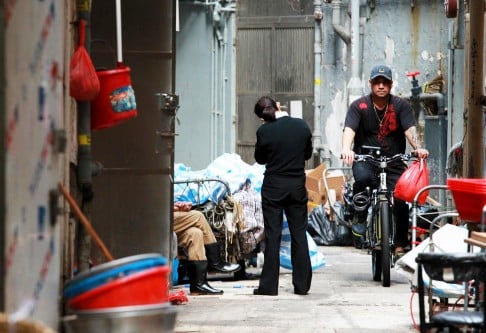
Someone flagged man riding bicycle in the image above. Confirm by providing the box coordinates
[341,65,429,257]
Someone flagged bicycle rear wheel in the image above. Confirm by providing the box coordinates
[380,201,391,287]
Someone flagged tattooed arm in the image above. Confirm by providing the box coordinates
[405,126,429,159]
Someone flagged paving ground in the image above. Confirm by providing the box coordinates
[172,245,420,333]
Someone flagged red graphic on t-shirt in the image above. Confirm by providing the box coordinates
[359,102,367,110]
[378,104,397,141]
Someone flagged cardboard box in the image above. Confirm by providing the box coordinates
[323,170,346,201]
[307,189,325,204]
[305,163,327,193]
[305,163,345,205]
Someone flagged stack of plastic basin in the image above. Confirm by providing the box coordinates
[447,178,486,223]
[62,253,176,333]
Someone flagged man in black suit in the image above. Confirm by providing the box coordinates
[252,96,313,296]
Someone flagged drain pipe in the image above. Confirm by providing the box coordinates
[331,0,350,45]
[347,0,362,103]
[417,93,445,115]
[75,1,95,273]
[313,0,324,160]
[331,0,363,103]
[407,73,446,118]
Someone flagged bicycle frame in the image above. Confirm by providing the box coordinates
[367,160,395,249]
[354,146,415,287]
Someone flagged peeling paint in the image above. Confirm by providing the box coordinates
[326,90,348,159]
[421,50,437,62]
[385,35,395,67]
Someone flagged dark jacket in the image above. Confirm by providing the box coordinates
[254,115,313,177]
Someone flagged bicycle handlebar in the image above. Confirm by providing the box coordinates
[354,152,417,164]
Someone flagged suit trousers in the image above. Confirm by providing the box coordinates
[258,174,312,294]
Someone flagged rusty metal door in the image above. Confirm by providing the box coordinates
[235,1,315,164]
[89,1,176,263]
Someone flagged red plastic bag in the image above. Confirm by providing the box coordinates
[69,19,100,101]
[169,289,189,305]
[394,159,429,204]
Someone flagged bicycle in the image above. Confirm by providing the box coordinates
[351,145,417,287]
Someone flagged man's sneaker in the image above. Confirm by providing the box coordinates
[351,222,366,237]
[351,216,366,237]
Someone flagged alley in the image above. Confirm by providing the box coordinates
[173,245,418,333]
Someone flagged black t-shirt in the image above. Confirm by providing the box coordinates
[344,94,415,156]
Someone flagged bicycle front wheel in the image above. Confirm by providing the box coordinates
[371,249,382,281]
[380,201,391,287]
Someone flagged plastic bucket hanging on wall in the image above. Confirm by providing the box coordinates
[91,0,137,131]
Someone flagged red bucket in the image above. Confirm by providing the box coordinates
[68,266,170,310]
[90,65,137,131]
[447,178,486,222]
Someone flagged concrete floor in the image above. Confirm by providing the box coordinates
[172,245,420,333]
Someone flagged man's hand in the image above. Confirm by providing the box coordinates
[174,201,192,212]
[341,127,356,166]
[412,147,429,159]
[341,149,355,166]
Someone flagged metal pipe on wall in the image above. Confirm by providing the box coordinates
[313,0,323,156]
[331,0,350,44]
[347,0,362,103]
[75,0,94,273]
[229,10,236,152]
[448,0,465,153]
[211,31,216,160]
[221,15,227,154]
[406,93,446,117]
[418,93,445,114]
[359,16,366,77]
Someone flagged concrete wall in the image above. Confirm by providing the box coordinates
[177,0,454,175]
[175,1,236,170]
[2,0,68,328]
[320,0,451,166]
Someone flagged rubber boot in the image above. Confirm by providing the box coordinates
[205,242,241,273]
[187,260,223,295]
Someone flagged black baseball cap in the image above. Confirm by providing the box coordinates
[370,65,392,81]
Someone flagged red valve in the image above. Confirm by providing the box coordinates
[406,71,421,78]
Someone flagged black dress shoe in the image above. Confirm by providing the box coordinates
[190,282,224,295]
[253,288,277,296]
[209,262,241,273]
[294,289,308,295]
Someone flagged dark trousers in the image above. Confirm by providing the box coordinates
[352,161,409,247]
[258,174,312,294]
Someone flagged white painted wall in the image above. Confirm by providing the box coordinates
[4,0,66,328]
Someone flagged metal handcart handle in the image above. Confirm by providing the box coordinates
[173,177,231,206]
[411,185,453,249]
[322,166,352,227]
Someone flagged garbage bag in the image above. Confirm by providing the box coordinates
[307,205,353,246]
